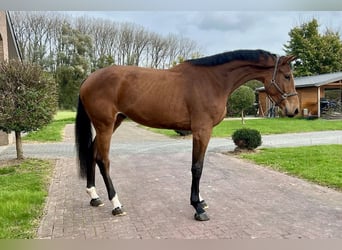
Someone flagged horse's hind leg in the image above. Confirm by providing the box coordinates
[86,141,104,207]
[113,113,126,132]
[94,116,126,216]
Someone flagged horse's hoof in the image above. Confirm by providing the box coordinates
[199,200,209,209]
[194,212,210,221]
[112,207,127,216]
[90,198,104,207]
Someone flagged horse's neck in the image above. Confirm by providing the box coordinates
[214,63,270,95]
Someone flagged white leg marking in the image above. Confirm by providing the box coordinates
[199,193,204,202]
[111,194,122,209]
[86,187,99,199]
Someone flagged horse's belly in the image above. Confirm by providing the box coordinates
[122,109,191,130]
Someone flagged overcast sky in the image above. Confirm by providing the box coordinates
[68,11,342,56]
[5,1,342,56]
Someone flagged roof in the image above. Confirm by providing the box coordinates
[257,71,342,91]
[6,11,22,61]
[294,71,342,88]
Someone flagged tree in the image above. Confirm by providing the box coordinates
[55,22,92,109]
[244,80,263,90]
[284,18,342,76]
[0,60,58,159]
[244,80,262,115]
[227,86,255,124]
[11,11,202,71]
[76,17,119,71]
[11,11,68,71]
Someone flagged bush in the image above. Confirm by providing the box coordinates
[0,60,58,159]
[232,128,262,150]
[174,130,192,136]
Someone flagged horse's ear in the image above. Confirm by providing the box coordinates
[282,54,297,64]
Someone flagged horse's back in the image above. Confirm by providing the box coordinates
[80,65,193,129]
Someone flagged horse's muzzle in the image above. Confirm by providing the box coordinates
[285,108,299,118]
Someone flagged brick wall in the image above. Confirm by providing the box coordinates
[0,11,17,146]
[0,35,4,60]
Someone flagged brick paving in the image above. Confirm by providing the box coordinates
[1,123,342,239]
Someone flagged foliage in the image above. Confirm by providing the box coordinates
[0,159,53,238]
[241,145,342,190]
[227,85,256,122]
[284,18,342,76]
[232,128,262,150]
[94,55,114,70]
[0,60,58,133]
[244,80,263,90]
[55,66,81,110]
[56,22,92,110]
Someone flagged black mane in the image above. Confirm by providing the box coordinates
[186,49,275,66]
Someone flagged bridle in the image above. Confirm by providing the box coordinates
[266,56,298,106]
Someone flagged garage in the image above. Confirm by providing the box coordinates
[257,72,342,118]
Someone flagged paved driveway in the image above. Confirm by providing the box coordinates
[1,123,342,239]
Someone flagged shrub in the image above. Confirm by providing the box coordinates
[174,129,192,136]
[0,60,58,159]
[232,128,262,150]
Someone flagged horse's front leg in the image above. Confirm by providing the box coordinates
[190,127,212,221]
[95,129,126,216]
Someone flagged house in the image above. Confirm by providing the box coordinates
[257,72,342,118]
[0,11,22,145]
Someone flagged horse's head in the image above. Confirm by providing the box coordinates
[264,55,299,117]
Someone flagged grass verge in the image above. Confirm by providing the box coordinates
[240,145,342,190]
[212,118,342,137]
[25,112,342,141]
[148,118,342,137]
[24,111,76,142]
[0,159,54,239]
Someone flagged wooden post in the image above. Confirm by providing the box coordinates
[317,86,321,118]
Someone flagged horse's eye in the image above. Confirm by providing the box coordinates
[285,75,291,80]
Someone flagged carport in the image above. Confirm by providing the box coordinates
[257,72,342,117]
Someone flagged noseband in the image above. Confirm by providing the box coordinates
[267,56,297,106]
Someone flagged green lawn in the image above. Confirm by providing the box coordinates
[149,118,342,137]
[23,110,76,142]
[213,118,342,137]
[0,159,53,239]
[240,145,342,190]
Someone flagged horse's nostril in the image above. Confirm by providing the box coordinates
[286,108,299,118]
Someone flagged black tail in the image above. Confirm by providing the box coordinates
[75,96,93,179]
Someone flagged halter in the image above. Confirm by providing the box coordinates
[267,56,298,106]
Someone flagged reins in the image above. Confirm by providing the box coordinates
[267,56,298,106]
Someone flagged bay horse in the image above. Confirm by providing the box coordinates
[75,49,299,221]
